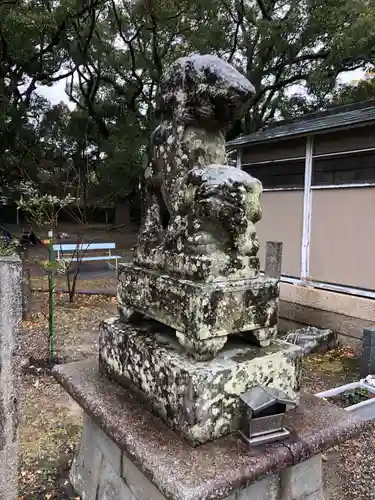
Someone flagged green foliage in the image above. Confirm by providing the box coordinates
[17,185,76,228]
[0,0,107,201]
[2,0,375,206]
[331,75,375,106]
[64,0,375,134]
[342,388,369,406]
[38,259,65,275]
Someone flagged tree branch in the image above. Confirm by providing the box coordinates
[228,0,244,63]
[20,0,104,77]
[144,0,163,81]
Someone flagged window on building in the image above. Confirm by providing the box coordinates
[312,150,375,186]
[242,159,305,189]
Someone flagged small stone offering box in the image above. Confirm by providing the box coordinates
[53,54,366,500]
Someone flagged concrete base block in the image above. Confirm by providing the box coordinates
[71,414,324,500]
[228,474,280,499]
[70,415,167,500]
[0,257,22,500]
[91,414,122,475]
[0,442,19,500]
[69,415,104,500]
[122,453,167,500]
[97,459,133,500]
[99,318,302,445]
[280,455,323,500]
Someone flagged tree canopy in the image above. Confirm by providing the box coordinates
[1,0,375,208]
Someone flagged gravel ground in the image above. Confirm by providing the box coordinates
[332,423,375,500]
[302,350,375,500]
[321,422,375,500]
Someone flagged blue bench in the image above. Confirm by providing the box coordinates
[53,242,122,270]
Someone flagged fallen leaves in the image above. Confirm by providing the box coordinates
[18,289,114,498]
[341,347,357,359]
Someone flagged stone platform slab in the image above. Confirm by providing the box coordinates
[117,263,279,348]
[53,359,366,500]
[99,317,302,445]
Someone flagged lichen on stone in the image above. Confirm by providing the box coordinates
[133,54,262,281]
[115,54,282,361]
[99,318,302,446]
[117,263,279,358]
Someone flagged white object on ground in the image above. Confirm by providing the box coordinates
[362,374,375,388]
[315,379,375,421]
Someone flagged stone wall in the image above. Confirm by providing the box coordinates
[71,414,324,500]
[0,256,22,500]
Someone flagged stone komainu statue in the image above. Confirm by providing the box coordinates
[134,54,263,282]
[117,55,279,358]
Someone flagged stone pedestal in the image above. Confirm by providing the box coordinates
[99,318,302,445]
[53,359,365,500]
[0,257,22,500]
[117,263,279,356]
[72,414,323,500]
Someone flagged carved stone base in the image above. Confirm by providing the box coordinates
[117,263,279,357]
[175,331,227,361]
[99,317,302,445]
[134,247,261,282]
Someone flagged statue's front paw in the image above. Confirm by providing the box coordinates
[195,186,246,229]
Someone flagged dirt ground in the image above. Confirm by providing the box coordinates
[19,293,118,499]
[16,225,375,499]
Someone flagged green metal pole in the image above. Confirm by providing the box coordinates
[48,229,54,363]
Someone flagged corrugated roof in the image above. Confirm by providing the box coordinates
[227,105,375,148]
